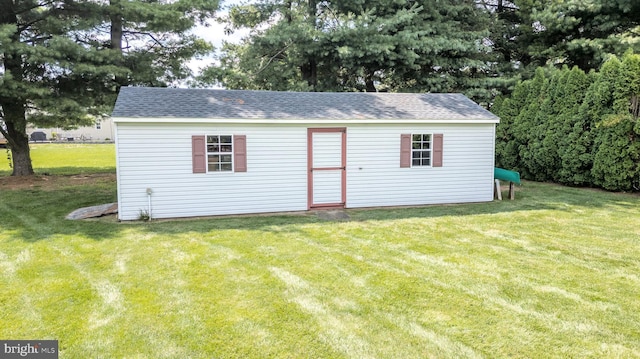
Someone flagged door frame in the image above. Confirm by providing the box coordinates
[307,127,347,209]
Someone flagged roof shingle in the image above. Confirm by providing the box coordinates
[111,87,498,122]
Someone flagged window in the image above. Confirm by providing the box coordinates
[400,133,443,168]
[95,121,101,130]
[207,135,233,172]
[192,135,246,174]
[412,134,431,166]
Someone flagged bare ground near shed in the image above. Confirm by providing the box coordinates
[0,173,116,191]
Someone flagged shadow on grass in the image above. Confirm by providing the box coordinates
[0,180,119,242]
[137,180,640,235]
[34,167,116,176]
[2,180,639,242]
[0,167,115,177]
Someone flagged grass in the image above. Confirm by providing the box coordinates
[1,144,640,358]
[0,143,115,175]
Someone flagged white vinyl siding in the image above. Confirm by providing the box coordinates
[312,132,342,167]
[345,124,495,208]
[115,121,496,220]
[115,123,308,220]
[312,171,342,204]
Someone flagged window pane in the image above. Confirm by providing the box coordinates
[412,159,420,166]
[422,134,430,142]
[413,151,422,159]
[206,135,235,172]
[421,158,430,166]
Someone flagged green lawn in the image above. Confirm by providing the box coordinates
[0,143,115,175]
[1,145,640,358]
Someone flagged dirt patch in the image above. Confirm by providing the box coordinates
[315,209,351,221]
[0,173,116,191]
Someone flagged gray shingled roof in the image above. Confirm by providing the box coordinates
[112,87,499,122]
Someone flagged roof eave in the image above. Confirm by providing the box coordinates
[111,117,500,124]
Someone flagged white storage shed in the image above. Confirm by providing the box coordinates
[111,87,500,220]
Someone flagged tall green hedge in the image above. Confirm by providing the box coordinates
[493,51,640,191]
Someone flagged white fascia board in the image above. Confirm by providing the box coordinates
[111,116,500,124]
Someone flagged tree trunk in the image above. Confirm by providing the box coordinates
[110,0,127,89]
[365,71,377,92]
[285,0,292,23]
[302,0,318,90]
[301,59,318,90]
[9,139,34,177]
[3,103,34,176]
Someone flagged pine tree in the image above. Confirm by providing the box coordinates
[201,0,494,102]
[512,67,548,180]
[1,0,124,175]
[532,0,640,71]
[493,85,526,172]
[592,52,640,190]
[496,51,640,191]
[0,0,219,176]
[556,68,597,186]
[104,0,218,87]
[551,66,590,184]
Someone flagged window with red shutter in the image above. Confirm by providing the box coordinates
[193,134,247,173]
[401,133,443,168]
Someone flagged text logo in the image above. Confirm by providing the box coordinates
[1,340,58,359]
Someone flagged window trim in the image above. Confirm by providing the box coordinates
[411,133,433,167]
[400,133,443,168]
[206,134,234,172]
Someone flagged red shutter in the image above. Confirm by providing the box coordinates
[400,134,411,168]
[192,135,206,173]
[234,135,247,172]
[433,133,443,167]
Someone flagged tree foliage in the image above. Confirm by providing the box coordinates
[0,0,218,176]
[479,0,640,100]
[200,0,497,103]
[531,0,640,71]
[2,0,639,181]
[1,0,114,175]
[493,51,640,191]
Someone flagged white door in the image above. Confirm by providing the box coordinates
[308,128,346,208]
